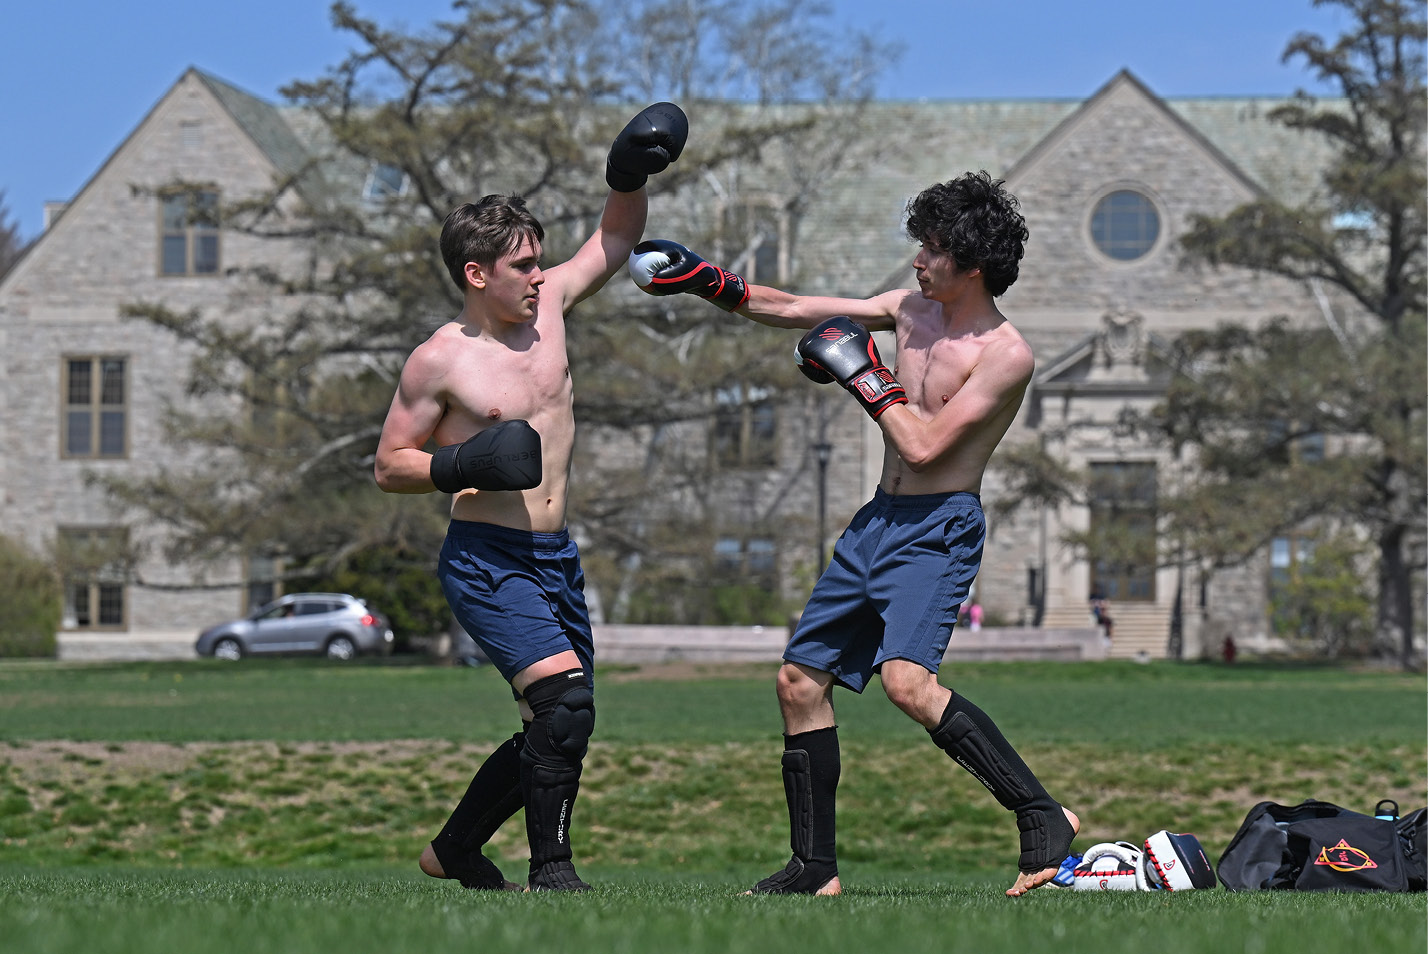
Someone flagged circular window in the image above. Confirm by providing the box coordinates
[1090,190,1160,261]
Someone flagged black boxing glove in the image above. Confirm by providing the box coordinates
[795,317,907,419]
[430,420,542,493]
[628,239,749,312]
[606,102,688,192]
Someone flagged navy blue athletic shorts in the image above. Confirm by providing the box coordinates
[783,489,985,692]
[437,520,594,686]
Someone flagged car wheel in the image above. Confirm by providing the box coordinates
[213,637,244,661]
[325,635,357,660]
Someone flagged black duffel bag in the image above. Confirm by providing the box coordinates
[1217,798,1426,892]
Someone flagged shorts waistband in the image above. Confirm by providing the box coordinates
[446,519,571,548]
[872,486,981,512]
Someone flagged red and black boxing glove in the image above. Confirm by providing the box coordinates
[795,316,907,419]
[628,239,750,312]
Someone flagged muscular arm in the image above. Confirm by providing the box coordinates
[738,284,904,331]
[876,338,1034,472]
[373,344,446,493]
[549,188,648,313]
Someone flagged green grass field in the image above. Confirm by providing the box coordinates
[1,658,1424,953]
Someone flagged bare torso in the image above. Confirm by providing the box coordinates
[881,292,1031,496]
[424,305,575,534]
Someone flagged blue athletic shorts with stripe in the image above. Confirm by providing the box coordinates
[437,520,594,686]
[783,488,985,693]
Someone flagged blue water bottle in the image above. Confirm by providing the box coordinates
[1375,799,1399,821]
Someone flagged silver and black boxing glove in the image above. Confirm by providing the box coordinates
[628,239,749,312]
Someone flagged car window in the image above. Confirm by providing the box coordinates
[294,601,334,616]
[259,603,292,621]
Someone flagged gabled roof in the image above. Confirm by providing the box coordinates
[193,69,314,185]
[1005,69,1267,199]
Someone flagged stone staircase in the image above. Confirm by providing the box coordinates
[1040,601,1170,660]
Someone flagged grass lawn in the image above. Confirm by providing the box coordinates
[0,658,1423,953]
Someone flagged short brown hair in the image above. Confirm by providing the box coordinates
[439,195,545,291]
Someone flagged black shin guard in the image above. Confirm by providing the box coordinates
[429,728,526,889]
[928,694,1075,874]
[520,669,595,891]
[752,726,840,894]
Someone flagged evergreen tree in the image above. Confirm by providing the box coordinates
[1168,0,1426,666]
[103,0,902,626]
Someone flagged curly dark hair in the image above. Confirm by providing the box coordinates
[439,194,545,291]
[904,171,1028,297]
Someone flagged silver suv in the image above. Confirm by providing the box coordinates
[195,593,394,661]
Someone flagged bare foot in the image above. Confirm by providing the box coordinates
[419,843,446,878]
[1006,807,1080,897]
[740,874,842,896]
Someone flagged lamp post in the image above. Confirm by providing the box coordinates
[813,441,833,571]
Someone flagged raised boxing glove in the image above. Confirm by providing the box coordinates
[628,239,749,312]
[606,102,688,192]
[795,316,907,419]
[430,419,542,493]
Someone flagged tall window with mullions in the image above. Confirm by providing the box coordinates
[63,356,127,459]
[160,189,220,276]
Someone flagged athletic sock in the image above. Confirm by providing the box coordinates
[429,727,526,887]
[520,670,594,890]
[752,726,840,893]
[928,693,1075,873]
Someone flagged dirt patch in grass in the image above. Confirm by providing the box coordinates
[599,662,776,683]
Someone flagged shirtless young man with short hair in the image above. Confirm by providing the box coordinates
[629,170,1079,897]
[375,103,687,892]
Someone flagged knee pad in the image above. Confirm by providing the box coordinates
[521,669,595,765]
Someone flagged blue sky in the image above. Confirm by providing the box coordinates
[1,0,1350,241]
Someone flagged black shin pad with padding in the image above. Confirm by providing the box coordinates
[429,728,526,889]
[752,726,840,894]
[520,670,595,890]
[928,694,1075,874]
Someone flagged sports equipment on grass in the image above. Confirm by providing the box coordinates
[1072,842,1144,891]
[1142,829,1217,891]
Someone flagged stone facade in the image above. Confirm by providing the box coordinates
[0,68,1354,656]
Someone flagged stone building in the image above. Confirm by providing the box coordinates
[0,67,1353,658]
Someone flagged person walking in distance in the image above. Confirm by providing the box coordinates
[629,170,1079,896]
[375,103,688,891]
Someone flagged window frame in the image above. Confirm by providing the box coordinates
[1087,186,1162,263]
[715,194,789,285]
[711,383,778,469]
[712,535,780,583]
[363,162,410,204]
[158,188,221,277]
[61,355,129,460]
[58,526,128,631]
[1087,460,1158,602]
